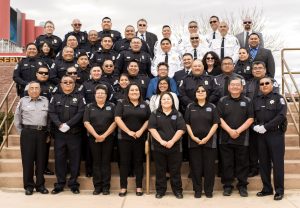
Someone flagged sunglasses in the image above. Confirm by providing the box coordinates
[37,71,49,75]
[73,23,82,26]
[67,72,77,75]
[61,81,74,85]
[260,82,270,86]
[104,64,114,68]
[210,20,218,24]
[206,57,215,60]
[189,26,197,28]
[243,21,252,24]
[190,37,199,40]
[139,24,146,27]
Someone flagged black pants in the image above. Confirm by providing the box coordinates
[153,150,182,195]
[20,129,47,190]
[258,130,285,194]
[82,130,93,175]
[89,135,114,190]
[249,129,259,172]
[219,144,249,189]
[189,146,216,194]
[118,139,145,189]
[53,131,81,189]
[44,141,51,171]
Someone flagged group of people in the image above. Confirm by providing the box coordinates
[13,15,286,201]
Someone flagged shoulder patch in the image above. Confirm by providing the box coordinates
[280,98,285,105]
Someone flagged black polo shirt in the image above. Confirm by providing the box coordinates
[148,109,186,153]
[217,95,253,146]
[185,102,220,148]
[115,100,150,141]
[83,102,115,134]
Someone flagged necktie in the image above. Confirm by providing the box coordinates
[185,70,189,75]
[221,37,225,59]
[63,95,71,121]
[193,48,197,60]
[245,31,249,47]
[254,79,260,98]
[224,76,229,96]
[164,52,168,64]
[213,32,216,39]
[141,34,145,41]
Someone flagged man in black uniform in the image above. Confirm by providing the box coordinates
[89,35,118,66]
[115,37,152,76]
[35,20,62,55]
[253,77,287,201]
[98,17,122,44]
[49,46,77,85]
[82,66,115,104]
[64,19,88,49]
[100,59,119,91]
[245,61,279,177]
[49,75,86,194]
[81,30,101,57]
[13,43,46,97]
[218,76,254,197]
[173,53,193,87]
[113,25,151,54]
[76,53,91,84]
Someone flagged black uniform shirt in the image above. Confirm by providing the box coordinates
[148,109,186,153]
[83,102,115,134]
[89,49,118,66]
[49,91,86,130]
[98,29,122,43]
[49,59,77,85]
[234,59,253,82]
[217,95,253,146]
[185,102,220,148]
[128,75,150,100]
[115,100,150,141]
[253,92,287,131]
[35,34,63,55]
[82,79,115,104]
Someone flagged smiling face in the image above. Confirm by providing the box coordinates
[127,61,139,76]
[259,77,273,95]
[191,59,204,76]
[95,88,107,104]
[160,93,173,110]
[119,75,129,89]
[90,66,102,80]
[228,78,243,96]
[28,82,41,99]
[128,84,140,102]
[195,86,207,101]
[158,79,169,93]
[26,44,38,57]
[60,76,75,94]
[238,48,249,61]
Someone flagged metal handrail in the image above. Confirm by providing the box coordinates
[281,48,300,146]
[0,82,18,152]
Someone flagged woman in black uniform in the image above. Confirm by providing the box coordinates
[185,84,220,198]
[148,92,186,199]
[115,83,150,197]
[38,42,55,69]
[234,47,253,82]
[114,73,130,102]
[83,85,117,195]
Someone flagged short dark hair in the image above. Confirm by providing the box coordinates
[160,38,171,45]
[209,16,219,21]
[249,32,260,39]
[221,56,233,64]
[162,25,170,29]
[95,84,108,95]
[229,76,243,85]
[188,21,198,25]
[77,52,88,59]
[182,53,193,59]
[157,62,169,70]
[44,20,54,27]
[102,17,111,22]
[137,18,147,24]
[26,42,36,50]
[252,61,266,68]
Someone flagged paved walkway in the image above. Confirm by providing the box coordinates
[1,188,300,208]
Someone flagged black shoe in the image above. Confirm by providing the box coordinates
[223,187,232,196]
[194,192,201,198]
[248,170,259,177]
[93,189,101,195]
[274,193,284,200]
[205,193,213,198]
[71,187,80,194]
[238,187,248,197]
[136,191,144,196]
[36,187,49,194]
[44,168,54,175]
[51,187,63,194]
[119,190,127,197]
[25,188,33,195]
[155,193,164,199]
[256,191,273,197]
[174,192,183,199]
[102,189,110,195]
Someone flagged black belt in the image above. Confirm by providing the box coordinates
[22,125,47,131]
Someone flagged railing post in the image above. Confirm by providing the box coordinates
[281,49,284,95]
[5,98,8,148]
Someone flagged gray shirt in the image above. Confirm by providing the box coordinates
[14,96,49,133]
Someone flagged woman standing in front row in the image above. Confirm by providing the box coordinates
[148,92,186,199]
[185,84,220,198]
[115,83,150,197]
[83,85,116,195]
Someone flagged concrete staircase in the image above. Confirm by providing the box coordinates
[0,104,299,191]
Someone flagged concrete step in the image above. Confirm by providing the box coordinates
[285,147,300,160]
[0,172,299,190]
[286,123,299,134]
[287,112,299,123]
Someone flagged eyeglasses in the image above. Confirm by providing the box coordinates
[206,57,215,60]
[260,82,270,86]
[243,21,252,25]
[61,81,74,85]
[37,71,49,75]
[73,23,82,26]
[67,72,77,75]
[95,92,107,95]
[138,24,146,27]
[190,37,199,40]
[196,90,206,93]
[210,20,218,24]
[104,64,114,68]
[189,25,197,28]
